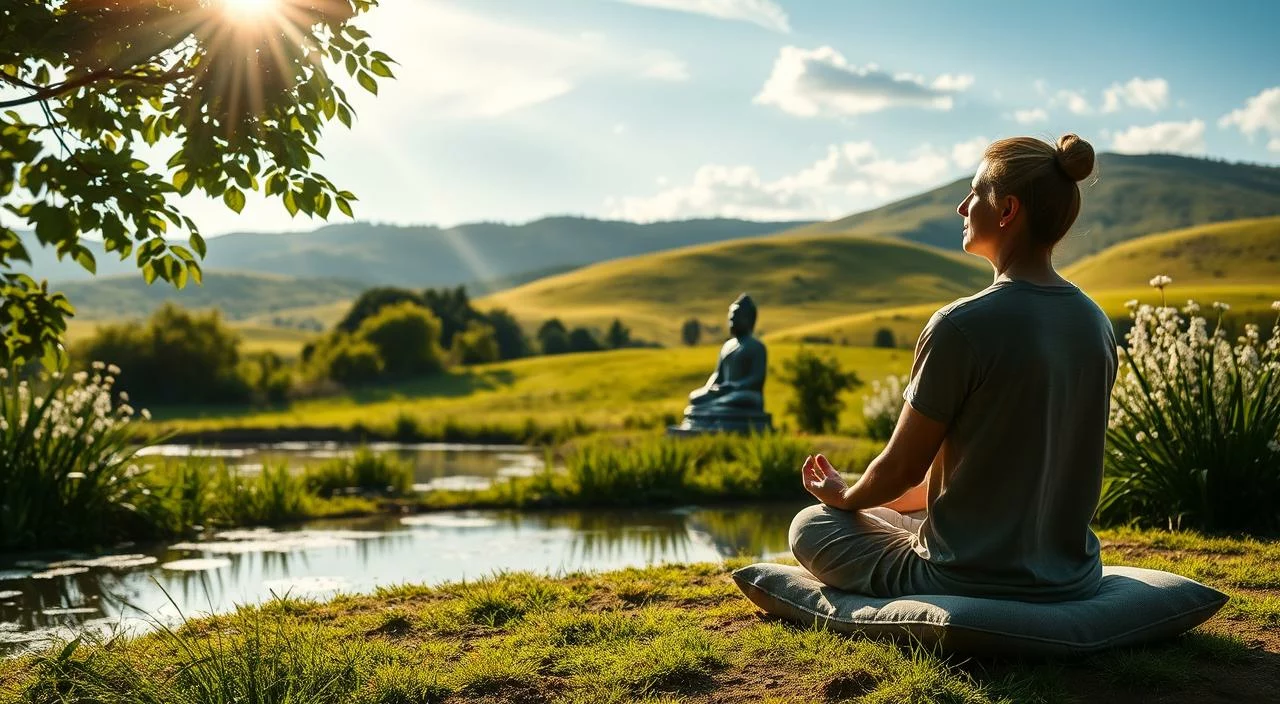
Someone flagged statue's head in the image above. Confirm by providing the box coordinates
[728,293,757,336]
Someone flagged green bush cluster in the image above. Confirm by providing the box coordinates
[780,346,863,434]
[73,303,254,406]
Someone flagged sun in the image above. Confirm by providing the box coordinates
[221,0,278,18]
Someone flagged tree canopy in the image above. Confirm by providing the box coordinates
[1,0,390,366]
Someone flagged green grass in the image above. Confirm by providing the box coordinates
[479,235,989,346]
[1063,216,1280,290]
[152,343,913,441]
[3,528,1276,703]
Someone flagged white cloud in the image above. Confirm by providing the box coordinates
[1219,87,1280,152]
[1111,120,1206,155]
[1102,77,1169,113]
[619,0,790,32]
[641,53,691,81]
[951,136,989,168]
[755,46,973,118]
[1013,108,1048,124]
[606,138,983,221]
[1054,89,1091,115]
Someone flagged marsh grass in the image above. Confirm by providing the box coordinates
[5,527,1275,704]
[421,433,880,511]
[0,364,156,550]
[303,447,413,497]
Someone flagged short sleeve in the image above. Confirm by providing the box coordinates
[903,313,978,424]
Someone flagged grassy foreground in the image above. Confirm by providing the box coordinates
[2,529,1277,703]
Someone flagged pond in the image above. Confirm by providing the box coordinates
[1,443,806,655]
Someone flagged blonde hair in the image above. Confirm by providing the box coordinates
[980,134,1095,248]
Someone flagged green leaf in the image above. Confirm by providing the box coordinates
[187,260,203,286]
[356,71,378,95]
[283,190,299,217]
[142,261,158,285]
[337,105,352,128]
[189,232,207,258]
[172,169,190,192]
[73,246,96,274]
[223,186,246,214]
[370,60,394,78]
[336,197,353,218]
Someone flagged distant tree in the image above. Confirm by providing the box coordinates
[422,285,482,348]
[873,328,896,349]
[681,318,702,346]
[336,287,422,333]
[484,308,531,360]
[780,347,862,434]
[568,327,603,353]
[453,321,500,365]
[1,1,391,367]
[354,301,445,377]
[605,318,631,349]
[538,319,571,355]
[75,303,250,405]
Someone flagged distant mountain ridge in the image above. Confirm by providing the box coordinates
[785,153,1280,263]
[20,217,812,287]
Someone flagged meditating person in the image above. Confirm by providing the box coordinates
[790,133,1117,603]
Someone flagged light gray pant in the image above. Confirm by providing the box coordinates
[788,503,949,598]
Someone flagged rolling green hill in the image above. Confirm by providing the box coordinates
[1062,216,1280,290]
[479,235,990,346]
[785,153,1280,264]
[57,270,368,323]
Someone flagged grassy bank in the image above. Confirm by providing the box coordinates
[2,529,1276,703]
[149,344,912,442]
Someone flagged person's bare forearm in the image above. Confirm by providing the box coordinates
[882,472,928,513]
[831,457,921,512]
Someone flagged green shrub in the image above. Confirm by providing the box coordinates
[872,327,896,348]
[1100,290,1280,532]
[304,448,413,497]
[453,320,500,365]
[316,336,385,385]
[0,363,157,550]
[355,301,446,377]
[74,303,251,405]
[861,374,907,441]
[780,347,862,434]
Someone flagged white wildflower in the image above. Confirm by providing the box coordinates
[106,363,121,375]
[1272,301,1280,311]
[141,408,152,421]
[1124,299,1139,310]
[67,472,86,480]
[1212,301,1230,312]
[0,368,7,380]
[91,361,105,371]
[1149,275,1172,288]
[72,371,88,384]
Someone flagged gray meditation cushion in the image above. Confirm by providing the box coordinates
[732,563,1228,657]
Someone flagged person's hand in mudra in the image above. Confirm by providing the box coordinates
[802,454,848,507]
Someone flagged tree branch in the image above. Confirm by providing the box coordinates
[0,66,198,109]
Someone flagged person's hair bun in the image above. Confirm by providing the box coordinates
[1055,133,1095,182]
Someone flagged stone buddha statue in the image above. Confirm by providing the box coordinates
[669,294,773,434]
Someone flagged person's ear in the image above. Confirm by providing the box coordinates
[1000,195,1021,228]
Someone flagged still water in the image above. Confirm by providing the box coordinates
[1,443,805,654]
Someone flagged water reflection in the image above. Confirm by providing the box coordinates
[0,500,809,655]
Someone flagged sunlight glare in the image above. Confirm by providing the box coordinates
[222,0,278,19]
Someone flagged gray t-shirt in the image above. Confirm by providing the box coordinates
[903,279,1118,601]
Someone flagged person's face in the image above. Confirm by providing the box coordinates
[956,160,1004,260]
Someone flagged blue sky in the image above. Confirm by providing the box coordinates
[182,0,1280,234]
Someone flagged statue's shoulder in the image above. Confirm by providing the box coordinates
[737,335,766,353]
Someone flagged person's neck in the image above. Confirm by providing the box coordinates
[990,248,1069,287]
